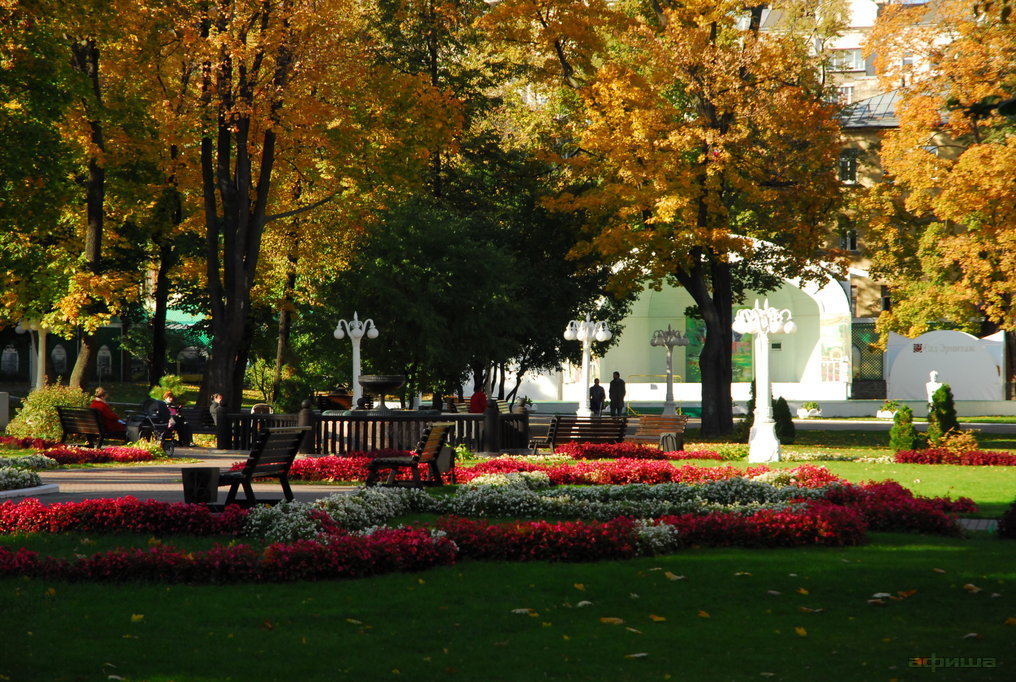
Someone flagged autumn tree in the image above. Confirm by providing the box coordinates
[863,0,1016,354]
[485,0,845,435]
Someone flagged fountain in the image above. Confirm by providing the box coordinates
[357,375,405,412]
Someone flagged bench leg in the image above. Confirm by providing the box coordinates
[280,476,294,501]
[223,482,241,506]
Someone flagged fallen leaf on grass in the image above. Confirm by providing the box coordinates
[897,590,918,599]
[626,627,643,634]
[962,633,981,639]
[799,607,824,613]
[734,571,752,576]
[574,583,585,591]
[624,653,648,658]
[511,608,536,615]
[130,614,144,623]
[796,588,809,595]
[649,614,667,622]
[665,572,685,581]
[345,618,363,625]
[932,568,947,574]
[600,617,625,625]
[697,610,710,619]
[576,601,593,608]
[867,599,886,606]
[963,584,982,593]
[872,592,892,599]
[767,590,781,596]
[1004,617,1016,626]
[794,627,807,637]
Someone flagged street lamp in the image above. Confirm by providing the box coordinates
[333,312,378,405]
[563,313,612,417]
[650,324,689,416]
[732,299,797,462]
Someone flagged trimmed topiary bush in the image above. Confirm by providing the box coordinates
[773,396,795,444]
[926,384,959,446]
[889,404,921,452]
[5,383,89,441]
[148,374,186,400]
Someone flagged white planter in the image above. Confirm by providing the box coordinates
[797,408,822,419]
[876,410,897,419]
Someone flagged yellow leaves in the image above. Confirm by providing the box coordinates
[794,626,807,638]
[1004,617,1016,626]
[599,617,625,625]
[130,614,144,623]
[573,583,585,591]
[696,610,710,619]
[664,572,685,581]
[648,614,667,622]
[795,588,809,595]
[963,584,982,594]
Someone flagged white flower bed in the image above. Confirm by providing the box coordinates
[0,466,42,491]
[0,454,58,471]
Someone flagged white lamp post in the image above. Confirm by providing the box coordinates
[650,324,689,416]
[563,313,612,417]
[15,319,47,390]
[333,312,378,405]
[732,299,796,462]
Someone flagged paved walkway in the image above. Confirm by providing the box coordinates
[2,446,356,505]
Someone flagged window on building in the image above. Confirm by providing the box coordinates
[830,49,865,71]
[880,285,892,312]
[1,345,18,376]
[838,150,860,184]
[840,229,858,252]
[50,344,67,374]
[837,85,854,105]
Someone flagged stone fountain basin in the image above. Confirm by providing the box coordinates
[358,374,405,395]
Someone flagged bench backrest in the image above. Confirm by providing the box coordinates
[547,416,627,446]
[634,415,688,435]
[56,406,104,435]
[414,422,454,464]
[240,426,311,479]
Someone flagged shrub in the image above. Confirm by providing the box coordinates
[880,399,900,412]
[889,405,921,452]
[801,401,820,411]
[997,498,1016,539]
[5,383,90,441]
[0,467,41,491]
[937,428,979,455]
[926,384,959,446]
[148,374,186,401]
[773,396,795,444]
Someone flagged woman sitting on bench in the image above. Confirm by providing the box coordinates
[90,387,127,436]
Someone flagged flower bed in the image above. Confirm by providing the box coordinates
[38,445,160,465]
[895,449,1016,466]
[553,441,724,461]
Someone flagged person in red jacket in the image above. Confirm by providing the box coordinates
[468,388,488,413]
[90,387,126,435]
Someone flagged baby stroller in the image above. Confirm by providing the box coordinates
[125,398,178,455]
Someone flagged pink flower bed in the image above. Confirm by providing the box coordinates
[895,449,1016,466]
[553,441,724,461]
[0,527,457,583]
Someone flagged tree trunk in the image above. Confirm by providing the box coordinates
[149,239,173,386]
[68,37,105,391]
[676,252,734,437]
[272,232,299,402]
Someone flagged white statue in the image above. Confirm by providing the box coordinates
[926,370,942,403]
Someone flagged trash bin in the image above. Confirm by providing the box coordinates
[182,467,220,504]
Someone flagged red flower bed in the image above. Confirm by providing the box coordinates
[0,436,53,451]
[895,449,1016,466]
[553,441,723,461]
[253,450,415,482]
[437,516,640,561]
[0,497,248,536]
[656,502,866,548]
[0,527,457,583]
[822,481,974,535]
[38,445,157,465]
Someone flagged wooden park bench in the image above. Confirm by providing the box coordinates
[365,422,455,488]
[215,426,310,506]
[627,414,689,451]
[528,415,627,454]
[56,406,128,449]
[179,406,217,435]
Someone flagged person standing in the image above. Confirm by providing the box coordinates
[589,378,606,417]
[209,393,223,426]
[609,371,626,417]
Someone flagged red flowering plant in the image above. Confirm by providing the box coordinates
[0,436,55,451]
[553,441,723,461]
[38,445,158,465]
[820,481,974,535]
[895,449,1016,466]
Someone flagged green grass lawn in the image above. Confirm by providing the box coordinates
[1,533,1013,681]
